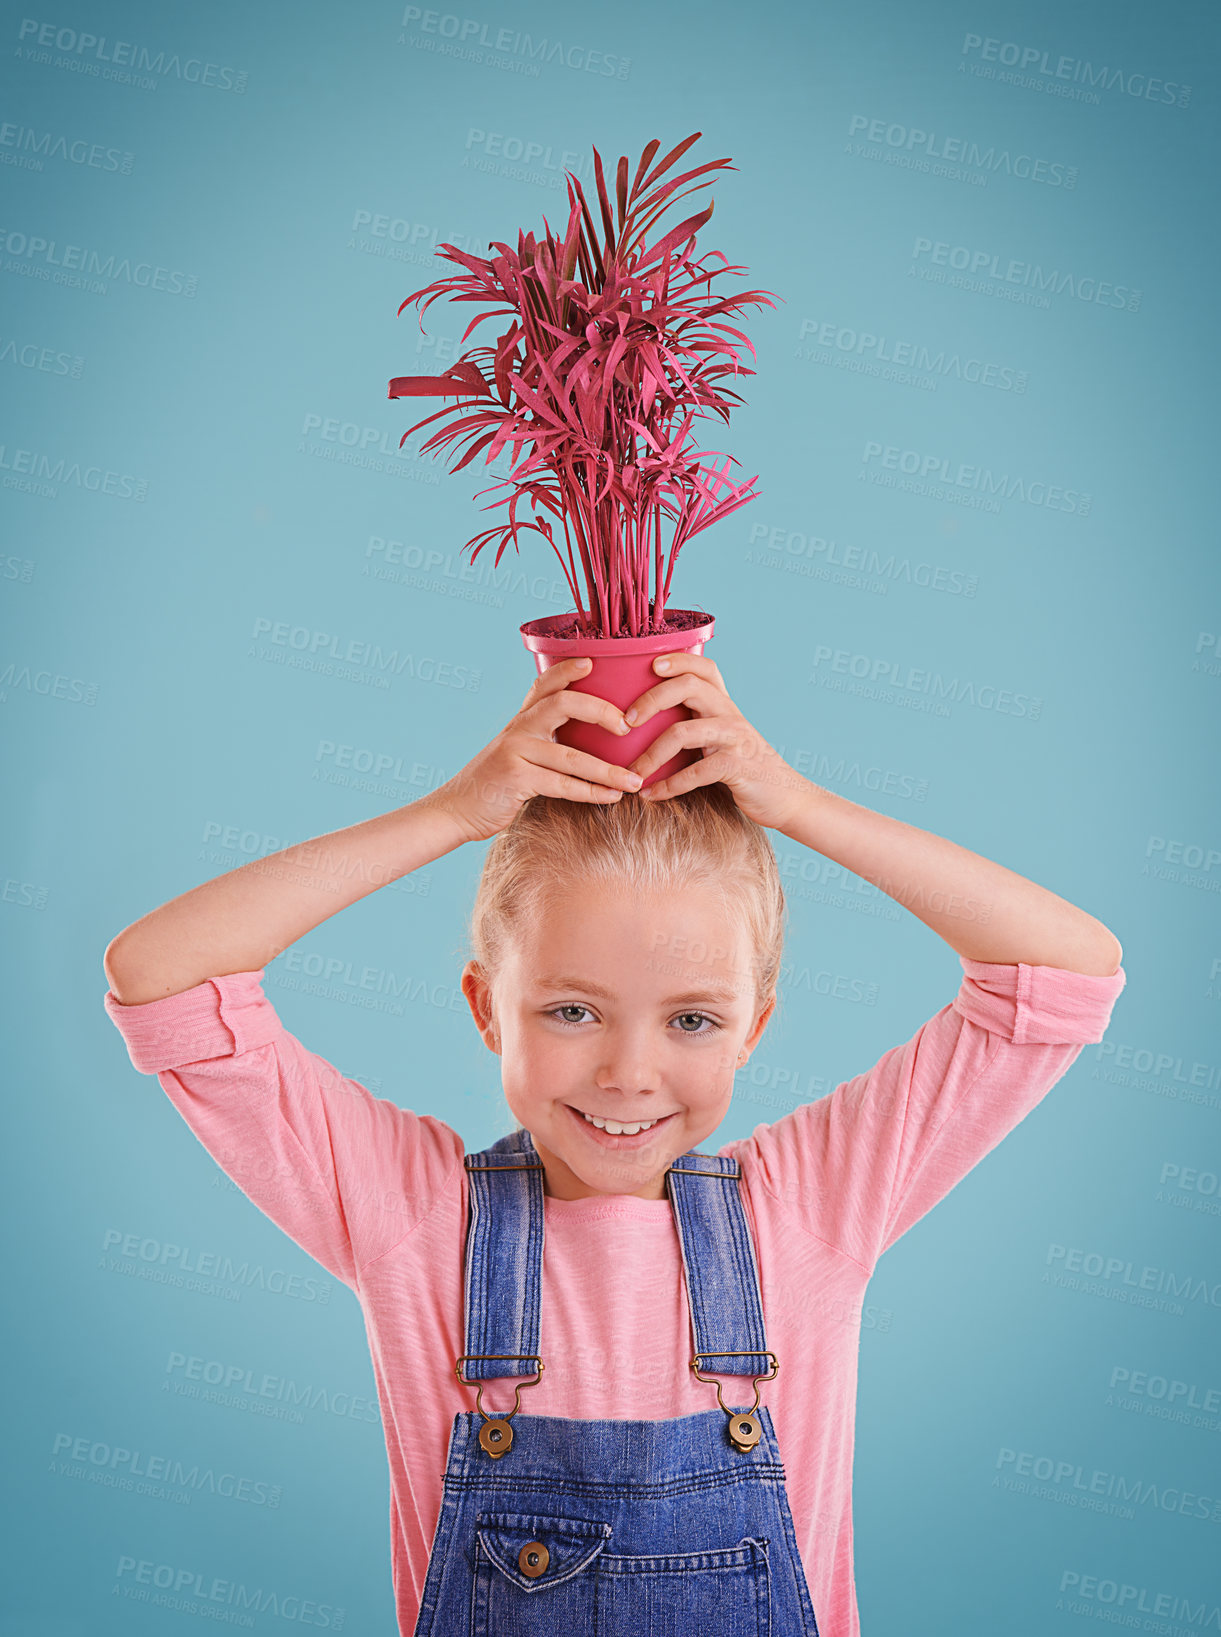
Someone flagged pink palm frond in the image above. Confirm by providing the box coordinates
[386,132,782,638]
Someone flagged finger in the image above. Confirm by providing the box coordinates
[640,751,729,803]
[631,718,739,780]
[526,739,643,792]
[623,672,733,729]
[643,652,728,692]
[531,769,628,804]
[520,656,592,710]
[530,686,631,739]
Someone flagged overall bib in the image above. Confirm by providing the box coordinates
[412,1128,821,1636]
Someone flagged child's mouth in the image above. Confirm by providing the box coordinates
[566,1104,676,1147]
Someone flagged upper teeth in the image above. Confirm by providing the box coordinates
[580,1111,659,1135]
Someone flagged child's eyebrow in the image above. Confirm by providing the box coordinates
[535,975,742,1005]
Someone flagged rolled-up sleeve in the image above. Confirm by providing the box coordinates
[951,957,1125,1046]
[103,970,464,1290]
[734,958,1127,1270]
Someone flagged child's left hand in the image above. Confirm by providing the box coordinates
[626,653,811,831]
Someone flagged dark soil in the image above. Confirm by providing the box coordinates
[547,607,713,640]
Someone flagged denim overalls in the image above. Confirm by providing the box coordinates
[412,1127,820,1636]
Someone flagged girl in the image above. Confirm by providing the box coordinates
[104,651,1125,1636]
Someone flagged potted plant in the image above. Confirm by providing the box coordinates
[386,131,778,787]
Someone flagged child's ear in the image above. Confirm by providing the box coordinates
[460,960,501,1055]
[739,992,776,1061]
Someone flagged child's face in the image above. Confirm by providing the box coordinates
[461,878,774,1200]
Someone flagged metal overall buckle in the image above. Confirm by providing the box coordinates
[453,1355,545,1459]
[690,1351,780,1453]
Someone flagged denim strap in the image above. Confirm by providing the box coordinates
[459,1131,771,1382]
[458,1128,546,1381]
[666,1151,773,1378]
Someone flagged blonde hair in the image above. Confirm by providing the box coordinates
[465,784,787,1023]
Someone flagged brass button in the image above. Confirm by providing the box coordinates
[728,1411,762,1452]
[518,1540,549,1578]
[479,1417,514,1459]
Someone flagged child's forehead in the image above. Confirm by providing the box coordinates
[529,879,747,941]
[536,873,735,915]
[506,884,757,997]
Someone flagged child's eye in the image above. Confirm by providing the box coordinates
[546,1005,720,1036]
[550,1004,595,1027]
[672,1011,721,1035]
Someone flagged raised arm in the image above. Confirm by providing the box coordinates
[104,656,644,1005]
[103,795,471,1005]
[776,785,1123,976]
[622,651,1123,978]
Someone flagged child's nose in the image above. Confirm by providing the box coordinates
[595,1032,659,1093]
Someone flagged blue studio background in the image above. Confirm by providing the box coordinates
[3,0,1219,1631]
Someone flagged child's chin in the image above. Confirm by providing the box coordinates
[570,1148,670,1197]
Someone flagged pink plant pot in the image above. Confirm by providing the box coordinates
[520,611,716,791]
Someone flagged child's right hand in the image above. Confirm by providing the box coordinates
[425,657,644,844]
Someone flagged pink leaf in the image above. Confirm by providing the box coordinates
[385,132,778,635]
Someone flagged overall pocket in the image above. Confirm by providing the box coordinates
[471,1510,771,1636]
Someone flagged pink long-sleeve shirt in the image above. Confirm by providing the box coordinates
[104,956,1125,1636]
